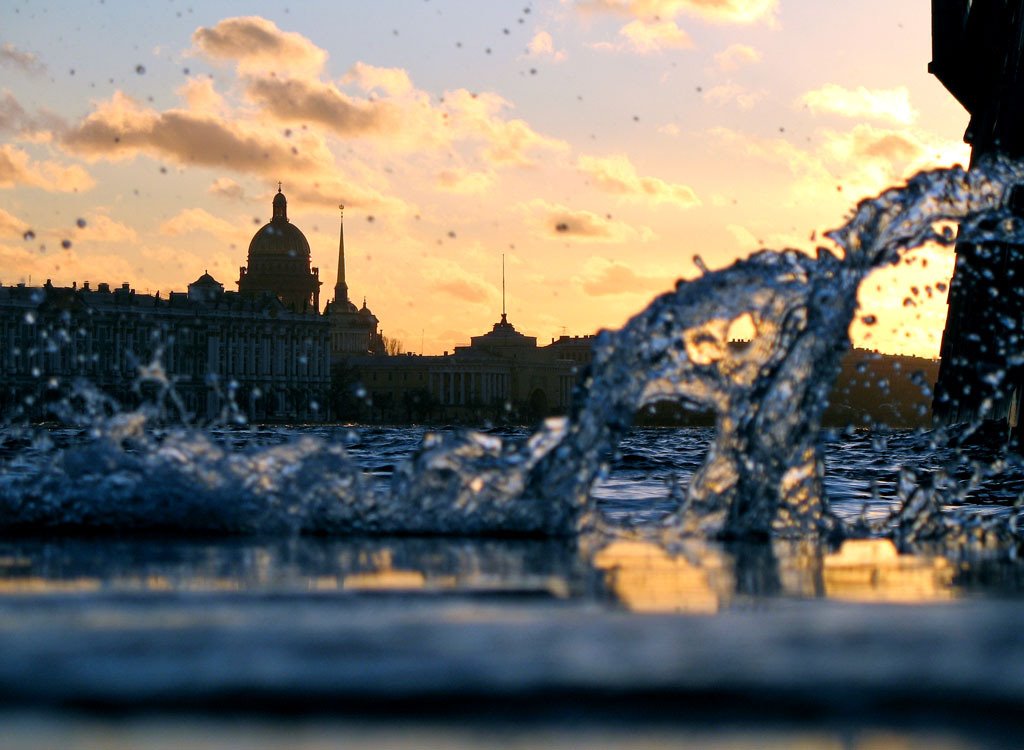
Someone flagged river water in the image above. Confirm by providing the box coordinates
[1,424,1024,749]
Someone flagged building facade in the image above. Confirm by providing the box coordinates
[0,278,330,423]
[343,313,595,423]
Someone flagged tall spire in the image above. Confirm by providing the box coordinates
[334,203,348,304]
[500,253,507,324]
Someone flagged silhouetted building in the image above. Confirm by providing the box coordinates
[931,1,1024,433]
[342,311,594,423]
[323,204,384,359]
[238,186,322,312]
[0,277,330,422]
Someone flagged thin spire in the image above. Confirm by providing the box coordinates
[501,253,506,324]
[334,203,348,305]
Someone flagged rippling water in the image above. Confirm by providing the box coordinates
[1,426,1023,731]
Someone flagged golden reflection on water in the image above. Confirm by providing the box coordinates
[0,537,960,605]
[593,540,728,613]
[822,539,955,603]
[593,538,957,612]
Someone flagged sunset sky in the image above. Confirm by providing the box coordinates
[0,0,972,356]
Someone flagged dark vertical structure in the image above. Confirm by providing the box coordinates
[334,203,349,306]
[931,0,1024,432]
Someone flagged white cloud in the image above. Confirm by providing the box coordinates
[576,0,779,25]
[713,43,761,71]
[617,19,693,53]
[527,31,568,62]
[703,82,766,110]
[800,84,917,126]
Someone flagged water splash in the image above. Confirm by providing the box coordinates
[4,158,1024,544]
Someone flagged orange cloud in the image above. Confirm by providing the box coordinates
[192,16,327,76]
[577,0,778,25]
[61,91,327,172]
[710,123,969,206]
[436,168,495,194]
[578,257,670,296]
[160,208,241,242]
[524,199,654,243]
[344,62,415,96]
[0,242,149,289]
[74,214,139,244]
[800,84,917,125]
[285,178,411,215]
[0,208,29,238]
[423,259,496,304]
[0,144,94,192]
[243,76,396,137]
[208,177,246,201]
[176,76,227,114]
[578,153,700,207]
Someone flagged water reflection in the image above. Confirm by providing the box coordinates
[822,539,954,603]
[0,535,1014,607]
[594,538,965,611]
[0,537,581,598]
[593,540,726,613]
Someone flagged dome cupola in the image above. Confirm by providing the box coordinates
[238,184,321,311]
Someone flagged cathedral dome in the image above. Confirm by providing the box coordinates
[247,188,311,260]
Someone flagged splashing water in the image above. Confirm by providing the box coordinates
[4,158,1024,545]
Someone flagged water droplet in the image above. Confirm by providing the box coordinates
[22,230,35,241]
[23,311,36,325]
[76,218,87,229]
[61,239,72,249]
[135,64,146,74]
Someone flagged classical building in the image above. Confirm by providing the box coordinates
[0,187,351,423]
[0,277,330,422]
[344,310,595,423]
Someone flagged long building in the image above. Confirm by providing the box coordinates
[341,315,595,423]
[0,276,330,422]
